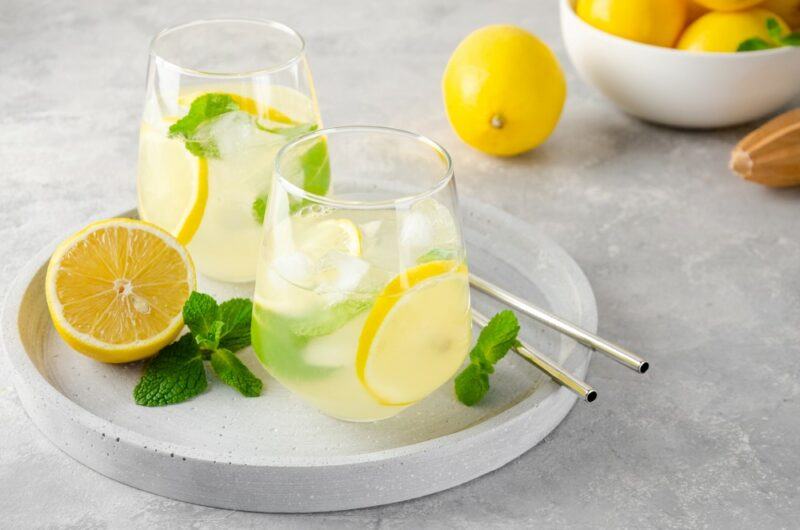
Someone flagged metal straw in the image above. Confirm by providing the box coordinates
[472,309,597,402]
[470,274,649,374]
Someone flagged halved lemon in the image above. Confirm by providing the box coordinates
[356,260,471,405]
[45,218,196,363]
[137,120,208,245]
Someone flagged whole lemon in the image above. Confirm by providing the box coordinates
[576,0,687,47]
[677,9,789,52]
[442,25,566,157]
[692,0,766,11]
[763,0,800,28]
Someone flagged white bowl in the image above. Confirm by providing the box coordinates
[560,0,800,128]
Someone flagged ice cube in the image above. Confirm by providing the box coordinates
[195,111,273,158]
[400,198,458,260]
[315,251,371,294]
[273,252,316,289]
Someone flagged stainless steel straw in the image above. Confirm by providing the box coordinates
[470,274,649,374]
[472,310,597,402]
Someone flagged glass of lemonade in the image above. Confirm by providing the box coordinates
[137,19,321,282]
[252,126,472,421]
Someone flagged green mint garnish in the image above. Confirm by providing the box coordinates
[168,93,240,158]
[287,297,373,338]
[766,18,783,41]
[300,139,331,196]
[454,310,521,406]
[252,194,268,224]
[134,291,262,406]
[182,292,253,353]
[737,37,773,52]
[210,348,263,397]
[737,18,800,52]
[417,247,457,264]
[133,334,207,406]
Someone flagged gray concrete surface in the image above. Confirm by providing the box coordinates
[1,0,798,528]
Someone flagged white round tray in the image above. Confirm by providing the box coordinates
[1,201,596,513]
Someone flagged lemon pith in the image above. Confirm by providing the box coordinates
[356,260,471,406]
[45,218,195,363]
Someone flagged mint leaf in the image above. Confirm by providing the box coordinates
[210,348,262,397]
[287,297,372,338]
[475,311,521,365]
[169,93,239,158]
[454,364,490,406]
[251,305,334,381]
[196,320,224,353]
[133,334,207,406]
[301,139,331,196]
[252,194,268,224]
[417,247,457,264]
[737,37,773,52]
[217,298,253,352]
[766,18,783,41]
[454,310,521,406]
[781,32,800,46]
[183,291,220,349]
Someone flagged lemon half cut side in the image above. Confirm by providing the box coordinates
[45,218,196,363]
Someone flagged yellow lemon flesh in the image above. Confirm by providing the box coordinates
[138,119,208,246]
[763,0,800,28]
[677,9,789,52]
[45,218,196,363]
[356,260,471,406]
[442,25,566,157]
[693,0,766,11]
[576,0,687,47]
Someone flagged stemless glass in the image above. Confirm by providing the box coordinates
[252,126,472,421]
[137,19,321,282]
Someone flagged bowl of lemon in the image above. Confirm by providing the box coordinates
[560,0,800,127]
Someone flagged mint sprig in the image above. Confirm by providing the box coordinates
[134,291,262,406]
[168,93,240,158]
[454,310,521,406]
[737,18,800,52]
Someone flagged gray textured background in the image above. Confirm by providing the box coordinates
[2,0,799,528]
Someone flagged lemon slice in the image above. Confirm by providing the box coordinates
[301,218,362,259]
[356,260,471,405]
[45,218,196,363]
[137,120,208,245]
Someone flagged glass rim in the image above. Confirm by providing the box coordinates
[274,126,455,210]
[149,18,306,78]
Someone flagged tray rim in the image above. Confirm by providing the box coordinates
[1,201,597,511]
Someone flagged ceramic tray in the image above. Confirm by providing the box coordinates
[1,200,597,513]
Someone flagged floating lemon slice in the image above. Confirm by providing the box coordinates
[137,120,208,245]
[301,218,362,259]
[356,260,471,405]
[45,218,196,363]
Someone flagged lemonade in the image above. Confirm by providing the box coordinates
[252,204,472,421]
[137,85,321,282]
